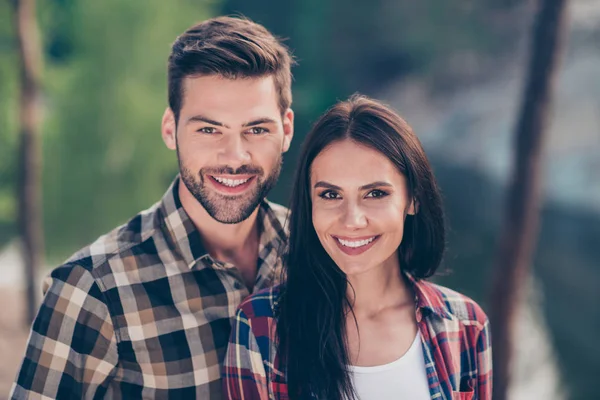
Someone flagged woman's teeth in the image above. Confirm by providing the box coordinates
[337,236,376,248]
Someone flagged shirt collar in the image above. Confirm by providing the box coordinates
[158,176,287,271]
[405,272,453,320]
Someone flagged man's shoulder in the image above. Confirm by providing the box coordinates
[418,280,489,330]
[264,200,290,228]
[266,201,289,218]
[55,202,162,281]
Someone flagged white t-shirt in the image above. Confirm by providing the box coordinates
[348,332,430,400]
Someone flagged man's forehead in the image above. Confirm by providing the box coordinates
[181,75,280,115]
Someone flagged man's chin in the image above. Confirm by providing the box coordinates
[198,194,262,224]
[206,209,256,224]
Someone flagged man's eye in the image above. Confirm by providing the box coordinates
[366,189,388,198]
[247,127,268,135]
[318,191,341,200]
[197,127,218,134]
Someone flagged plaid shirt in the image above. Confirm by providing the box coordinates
[223,276,492,400]
[10,177,289,399]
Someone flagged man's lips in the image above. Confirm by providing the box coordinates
[207,174,256,194]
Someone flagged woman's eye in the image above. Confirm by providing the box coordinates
[248,127,268,135]
[366,189,388,198]
[197,127,218,134]
[318,191,341,200]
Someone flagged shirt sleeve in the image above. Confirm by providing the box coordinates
[475,317,493,400]
[222,307,269,400]
[10,263,118,400]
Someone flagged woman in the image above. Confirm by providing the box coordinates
[223,95,492,400]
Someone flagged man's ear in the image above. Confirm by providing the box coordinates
[281,108,294,153]
[161,108,177,150]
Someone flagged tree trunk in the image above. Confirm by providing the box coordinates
[13,0,44,325]
[489,0,569,399]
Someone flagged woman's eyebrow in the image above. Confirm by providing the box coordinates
[313,181,341,190]
[313,181,392,190]
[359,181,392,190]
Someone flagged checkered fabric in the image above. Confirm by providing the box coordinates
[10,177,289,399]
[223,275,492,400]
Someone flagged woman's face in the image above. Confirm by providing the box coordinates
[310,139,416,277]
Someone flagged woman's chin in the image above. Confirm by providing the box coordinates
[339,262,376,277]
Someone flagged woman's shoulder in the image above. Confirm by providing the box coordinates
[415,279,489,330]
[236,284,282,321]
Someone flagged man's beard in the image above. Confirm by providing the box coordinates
[179,157,282,224]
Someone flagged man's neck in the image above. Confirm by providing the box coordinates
[178,182,261,269]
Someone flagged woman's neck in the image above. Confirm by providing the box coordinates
[346,255,414,317]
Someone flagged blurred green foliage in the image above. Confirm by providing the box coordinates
[0,1,18,246]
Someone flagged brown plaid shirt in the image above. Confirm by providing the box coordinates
[10,177,289,399]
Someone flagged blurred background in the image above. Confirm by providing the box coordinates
[1,0,599,398]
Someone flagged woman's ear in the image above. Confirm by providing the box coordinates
[407,198,419,215]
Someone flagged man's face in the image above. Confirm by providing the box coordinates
[162,75,294,223]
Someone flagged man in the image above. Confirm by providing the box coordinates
[11,16,294,399]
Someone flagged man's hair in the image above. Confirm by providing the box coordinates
[168,16,294,122]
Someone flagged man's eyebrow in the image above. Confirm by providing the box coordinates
[242,118,278,127]
[186,115,230,129]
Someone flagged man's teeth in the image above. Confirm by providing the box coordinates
[213,177,250,187]
[337,237,376,248]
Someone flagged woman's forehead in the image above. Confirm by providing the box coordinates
[310,141,403,186]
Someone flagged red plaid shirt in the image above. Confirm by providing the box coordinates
[223,275,492,400]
